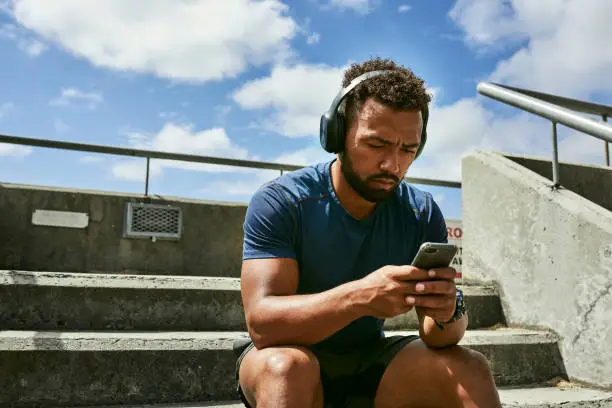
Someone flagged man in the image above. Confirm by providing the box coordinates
[235,57,501,407]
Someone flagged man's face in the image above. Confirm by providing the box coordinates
[340,97,422,203]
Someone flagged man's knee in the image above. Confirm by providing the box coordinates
[398,343,492,382]
[261,346,321,383]
[437,345,492,376]
[240,346,323,407]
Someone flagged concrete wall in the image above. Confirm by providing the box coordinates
[505,153,612,212]
[0,182,247,277]
[462,151,612,390]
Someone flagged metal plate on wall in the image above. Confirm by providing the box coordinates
[32,210,89,229]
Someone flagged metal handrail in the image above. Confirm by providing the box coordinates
[0,133,461,195]
[477,82,612,187]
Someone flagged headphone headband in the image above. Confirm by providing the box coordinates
[319,69,429,157]
[326,70,394,120]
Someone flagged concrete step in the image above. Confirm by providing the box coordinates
[1,329,566,407]
[0,270,504,331]
[72,386,612,407]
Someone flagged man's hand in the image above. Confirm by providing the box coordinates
[402,266,466,348]
[403,267,457,323]
[353,265,456,320]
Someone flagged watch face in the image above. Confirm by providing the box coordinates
[449,289,465,322]
[456,293,465,314]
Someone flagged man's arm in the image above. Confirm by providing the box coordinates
[242,258,445,349]
[416,195,468,348]
[240,183,366,349]
[416,293,468,348]
[241,257,366,349]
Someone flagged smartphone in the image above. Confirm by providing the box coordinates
[411,242,458,271]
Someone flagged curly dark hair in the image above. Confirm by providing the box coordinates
[339,57,431,127]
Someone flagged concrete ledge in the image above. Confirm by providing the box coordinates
[76,386,612,408]
[0,270,496,293]
[0,329,558,351]
[0,270,241,290]
[0,271,504,331]
[0,271,245,331]
[0,329,566,407]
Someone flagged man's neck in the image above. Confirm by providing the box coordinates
[330,159,376,220]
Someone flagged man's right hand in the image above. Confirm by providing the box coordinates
[352,264,454,319]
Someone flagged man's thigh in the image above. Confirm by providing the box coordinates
[313,335,420,408]
[374,339,501,408]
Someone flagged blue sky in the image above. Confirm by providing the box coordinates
[1,0,611,221]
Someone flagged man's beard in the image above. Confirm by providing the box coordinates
[339,151,401,203]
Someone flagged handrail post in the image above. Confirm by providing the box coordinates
[145,157,150,196]
[604,115,610,166]
[551,121,560,188]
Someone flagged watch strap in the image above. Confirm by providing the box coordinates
[434,288,465,330]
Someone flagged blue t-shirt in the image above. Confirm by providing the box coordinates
[242,159,448,350]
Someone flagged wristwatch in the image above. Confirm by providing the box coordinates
[434,288,465,330]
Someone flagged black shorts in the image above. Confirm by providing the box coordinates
[233,334,420,408]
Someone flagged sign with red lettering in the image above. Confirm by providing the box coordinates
[445,219,463,279]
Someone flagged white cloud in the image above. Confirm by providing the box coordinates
[0,102,29,157]
[449,0,612,97]
[398,4,412,13]
[297,17,321,46]
[0,144,32,157]
[325,0,378,14]
[408,97,551,180]
[112,159,163,182]
[111,123,252,182]
[306,32,321,45]
[0,22,47,56]
[6,0,299,83]
[409,95,610,181]
[198,144,335,201]
[232,63,346,138]
[274,145,335,166]
[0,104,32,156]
[558,131,611,166]
[50,88,103,109]
[448,0,526,47]
[431,0,612,179]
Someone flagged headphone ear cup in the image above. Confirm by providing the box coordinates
[319,113,331,152]
[320,109,345,153]
[332,110,346,153]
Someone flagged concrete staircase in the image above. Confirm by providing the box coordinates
[2,270,612,407]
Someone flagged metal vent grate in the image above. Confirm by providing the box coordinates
[124,202,182,240]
